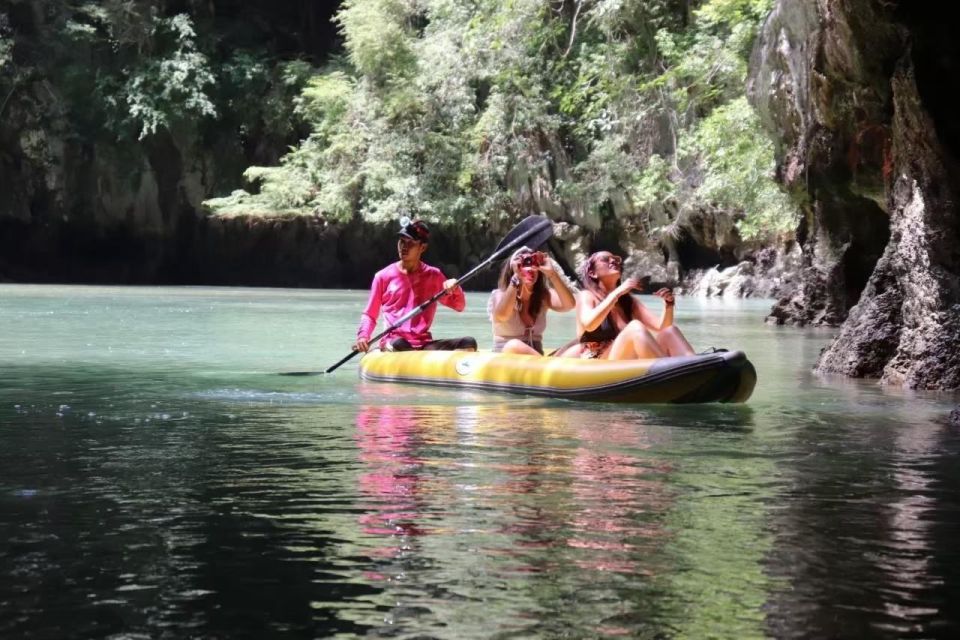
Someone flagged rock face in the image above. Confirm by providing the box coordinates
[750,0,960,389]
[749,0,898,327]
[816,64,960,388]
[0,211,507,290]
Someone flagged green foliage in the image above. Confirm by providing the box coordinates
[296,70,355,137]
[7,0,313,152]
[0,11,13,75]
[218,55,312,142]
[633,154,674,210]
[335,0,418,84]
[686,97,796,239]
[0,37,11,75]
[116,14,217,140]
[697,0,774,30]
[54,7,218,140]
[208,0,797,244]
[650,0,768,119]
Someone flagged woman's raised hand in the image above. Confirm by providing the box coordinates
[653,288,675,306]
[536,252,554,275]
[616,276,642,297]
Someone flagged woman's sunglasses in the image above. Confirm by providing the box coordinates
[595,255,622,267]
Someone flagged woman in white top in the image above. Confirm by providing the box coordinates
[487,247,577,355]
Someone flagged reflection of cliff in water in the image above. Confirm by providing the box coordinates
[761,394,960,638]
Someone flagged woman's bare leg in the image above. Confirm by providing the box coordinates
[557,343,585,358]
[655,325,695,356]
[607,320,665,360]
[502,339,541,356]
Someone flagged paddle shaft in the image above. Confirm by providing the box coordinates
[324,226,545,374]
[323,269,475,374]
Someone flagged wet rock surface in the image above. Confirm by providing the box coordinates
[0,213,507,291]
[950,406,960,427]
[817,64,960,389]
[682,241,802,300]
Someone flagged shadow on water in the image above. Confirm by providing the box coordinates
[0,367,383,636]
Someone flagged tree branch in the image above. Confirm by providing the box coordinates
[563,0,584,58]
[0,82,17,121]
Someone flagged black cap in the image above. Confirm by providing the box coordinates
[398,216,430,243]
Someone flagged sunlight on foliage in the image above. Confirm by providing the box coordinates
[336,0,418,83]
[633,155,674,210]
[0,10,12,74]
[0,37,11,72]
[689,97,796,239]
[206,0,796,243]
[122,14,216,140]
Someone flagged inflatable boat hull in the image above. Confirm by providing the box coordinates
[358,350,756,404]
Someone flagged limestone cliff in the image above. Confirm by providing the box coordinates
[749,0,960,389]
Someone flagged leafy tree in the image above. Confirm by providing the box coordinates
[3,0,314,151]
[687,97,795,239]
[207,0,797,244]
[1,11,18,118]
[0,36,11,72]
[121,14,217,140]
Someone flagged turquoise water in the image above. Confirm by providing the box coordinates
[1,284,959,638]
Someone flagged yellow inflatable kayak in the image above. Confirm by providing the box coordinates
[358,349,756,404]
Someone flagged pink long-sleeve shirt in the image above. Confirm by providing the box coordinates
[357,261,466,349]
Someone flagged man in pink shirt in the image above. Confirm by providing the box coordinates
[353,218,478,353]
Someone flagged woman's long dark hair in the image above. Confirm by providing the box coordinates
[498,250,548,318]
[577,252,621,300]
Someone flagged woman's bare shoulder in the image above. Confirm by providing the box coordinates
[577,289,598,304]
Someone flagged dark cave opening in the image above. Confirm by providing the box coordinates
[896,2,960,162]
[841,199,891,309]
[675,231,737,275]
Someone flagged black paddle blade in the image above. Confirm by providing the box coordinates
[278,371,325,376]
[492,215,554,260]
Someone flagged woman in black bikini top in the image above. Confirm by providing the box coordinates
[579,294,634,343]
[564,251,696,360]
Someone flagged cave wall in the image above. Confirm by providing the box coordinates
[749,0,960,389]
[816,58,960,389]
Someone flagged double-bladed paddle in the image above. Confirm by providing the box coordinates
[282,214,555,376]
